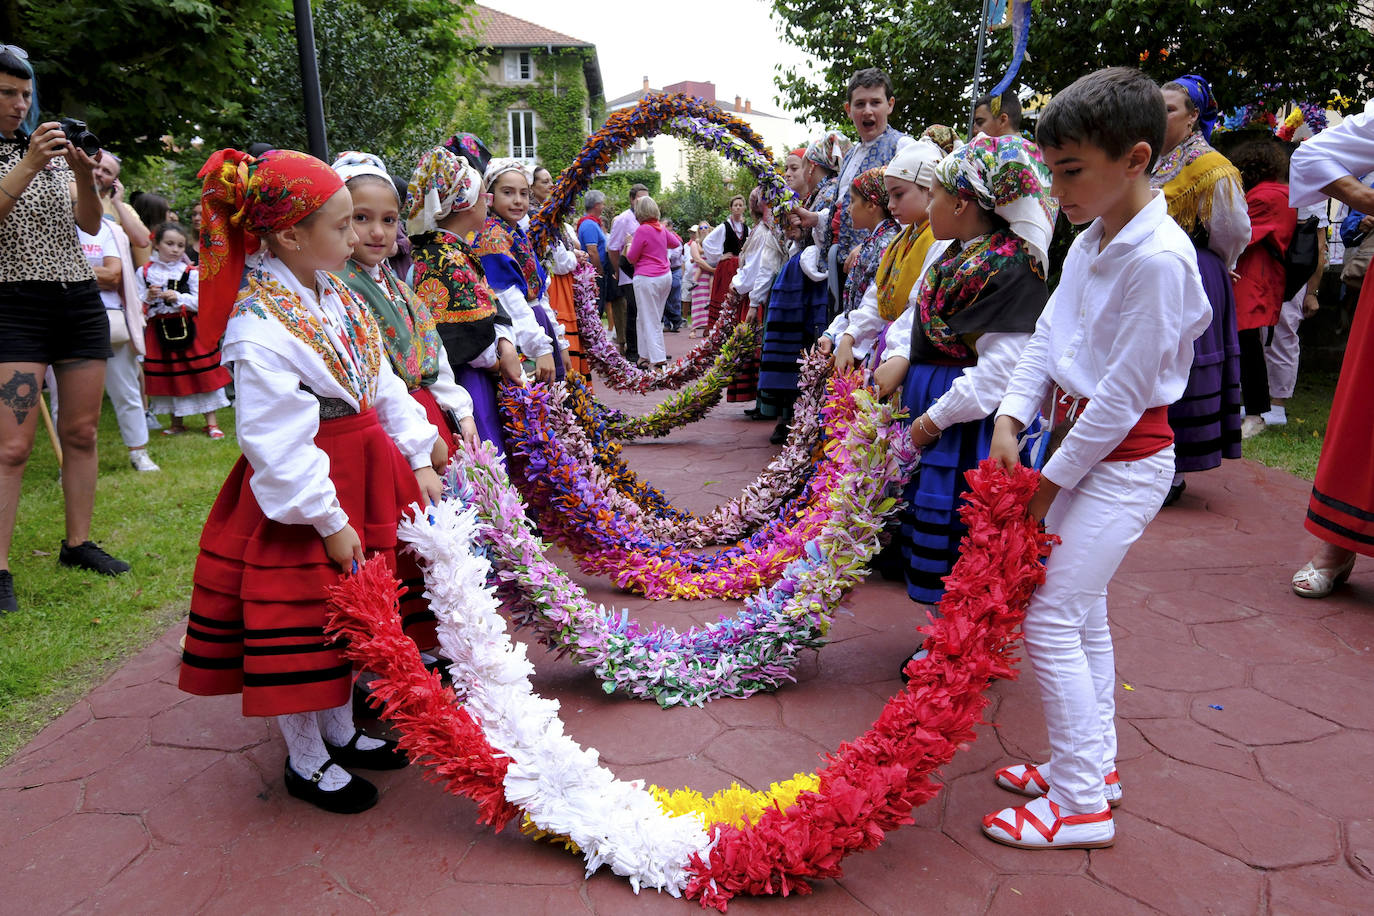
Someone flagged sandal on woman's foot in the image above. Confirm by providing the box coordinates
[206,425,226,440]
[982,796,1115,849]
[994,763,1123,807]
[283,758,378,814]
[1292,555,1356,598]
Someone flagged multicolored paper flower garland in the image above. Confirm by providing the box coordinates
[528,93,782,254]
[462,386,911,700]
[326,459,1055,908]
[500,372,880,600]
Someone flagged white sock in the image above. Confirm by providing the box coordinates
[316,700,385,751]
[278,712,350,790]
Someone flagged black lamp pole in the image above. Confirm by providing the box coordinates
[293,0,329,161]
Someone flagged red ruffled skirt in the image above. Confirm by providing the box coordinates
[179,408,435,716]
[143,316,232,398]
[411,385,457,450]
[1306,272,1374,556]
[549,272,588,379]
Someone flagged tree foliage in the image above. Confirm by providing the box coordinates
[656,147,757,228]
[772,0,1374,135]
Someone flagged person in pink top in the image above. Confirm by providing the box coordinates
[626,196,681,368]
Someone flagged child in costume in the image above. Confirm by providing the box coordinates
[726,188,786,409]
[136,222,232,438]
[178,149,445,815]
[471,158,565,383]
[984,68,1211,849]
[331,151,477,451]
[405,147,524,453]
[876,134,1057,640]
[826,138,949,373]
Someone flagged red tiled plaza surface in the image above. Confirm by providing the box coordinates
[3,376,1371,914]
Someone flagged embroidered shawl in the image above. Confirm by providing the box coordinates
[874,222,935,322]
[341,259,441,390]
[916,228,1046,359]
[843,217,900,315]
[409,229,500,367]
[1150,131,1243,237]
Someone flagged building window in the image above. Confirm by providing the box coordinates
[584,115,593,135]
[504,50,533,82]
[509,110,537,162]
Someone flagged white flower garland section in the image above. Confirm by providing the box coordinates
[398,502,712,894]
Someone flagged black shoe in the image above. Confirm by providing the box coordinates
[770,422,789,445]
[898,643,930,684]
[742,408,767,421]
[1162,479,1186,507]
[58,540,131,576]
[326,731,409,770]
[0,570,16,614]
[283,758,378,814]
[352,680,381,720]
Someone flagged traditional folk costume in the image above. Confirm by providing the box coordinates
[135,253,232,419]
[180,150,441,812]
[726,209,786,404]
[890,136,1056,604]
[406,147,515,452]
[472,160,565,380]
[987,189,1211,843]
[1233,179,1297,417]
[704,216,748,328]
[1290,110,1374,557]
[795,132,849,308]
[1149,76,1250,479]
[687,236,714,335]
[758,147,839,426]
[545,220,589,377]
[333,152,474,448]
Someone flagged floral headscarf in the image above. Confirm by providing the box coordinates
[444,133,493,175]
[921,124,963,155]
[198,148,344,343]
[850,166,889,212]
[332,150,391,186]
[483,157,531,192]
[805,131,850,173]
[404,146,482,235]
[1170,74,1220,142]
[933,134,1058,270]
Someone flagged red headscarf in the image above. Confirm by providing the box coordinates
[197,149,345,343]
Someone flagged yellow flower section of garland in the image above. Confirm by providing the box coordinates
[520,772,822,851]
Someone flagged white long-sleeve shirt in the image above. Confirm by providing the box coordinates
[1291,111,1374,208]
[832,237,953,360]
[490,285,554,358]
[136,254,199,318]
[1203,180,1251,267]
[924,332,1031,429]
[998,191,1210,491]
[730,226,786,306]
[222,253,438,538]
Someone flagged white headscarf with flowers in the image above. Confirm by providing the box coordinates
[933,134,1058,270]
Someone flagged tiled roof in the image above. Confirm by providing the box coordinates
[464,4,592,48]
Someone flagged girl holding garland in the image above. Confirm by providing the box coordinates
[405,146,524,454]
[135,222,232,438]
[470,159,565,383]
[331,151,477,452]
[874,136,1057,650]
[179,149,445,814]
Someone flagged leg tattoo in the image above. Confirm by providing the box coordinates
[0,371,40,425]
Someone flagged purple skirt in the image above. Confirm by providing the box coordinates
[532,306,566,382]
[1169,245,1243,473]
[454,364,506,456]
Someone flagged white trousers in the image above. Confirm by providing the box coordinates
[105,341,148,449]
[1264,289,1304,400]
[1023,448,1172,813]
[633,272,671,364]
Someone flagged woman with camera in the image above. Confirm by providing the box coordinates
[0,44,131,614]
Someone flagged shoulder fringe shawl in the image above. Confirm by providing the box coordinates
[1163,150,1243,236]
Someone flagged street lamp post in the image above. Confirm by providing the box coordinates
[293,0,329,161]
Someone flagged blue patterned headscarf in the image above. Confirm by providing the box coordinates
[1171,74,1219,142]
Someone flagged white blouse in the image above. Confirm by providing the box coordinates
[136,254,198,318]
[1291,111,1374,208]
[998,191,1211,491]
[730,226,786,306]
[222,253,438,537]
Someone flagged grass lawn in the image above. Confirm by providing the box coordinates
[0,400,239,762]
[1240,368,1337,480]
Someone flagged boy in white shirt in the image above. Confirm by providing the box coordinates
[983,67,1211,849]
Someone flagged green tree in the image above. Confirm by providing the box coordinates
[657,147,757,228]
[772,0,1374,134]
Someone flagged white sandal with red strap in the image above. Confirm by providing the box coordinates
[982,796,1115,849]
[994,762,1123,807]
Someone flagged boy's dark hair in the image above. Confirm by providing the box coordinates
[1229,137,1290,190]
[1036,67,1166,171]
[847,68,893,102]
[975,89,1022,130]
[629,182,648,203]
[152,221,188,246]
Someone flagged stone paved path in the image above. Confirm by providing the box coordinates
[2,374,1371,914]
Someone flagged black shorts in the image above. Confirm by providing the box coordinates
[0,279,112,364]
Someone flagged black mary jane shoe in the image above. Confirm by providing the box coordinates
[898,643,930,684]
[1162,479,1186,507]
[769,422,790,445]
[283,758,378,814]
[326,731,409,770]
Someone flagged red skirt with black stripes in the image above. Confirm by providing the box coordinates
[179,408,436,716]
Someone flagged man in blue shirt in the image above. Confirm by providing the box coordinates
[577,190,610,317]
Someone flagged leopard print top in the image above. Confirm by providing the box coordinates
[0,138,94,284]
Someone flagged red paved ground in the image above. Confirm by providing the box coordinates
[3,375,1371,914]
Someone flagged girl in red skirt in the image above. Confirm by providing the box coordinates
[330,150,477,452]
[136,222,232,438]
[179,149,445,814]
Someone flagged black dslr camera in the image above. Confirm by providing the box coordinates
[58,117,101,157]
